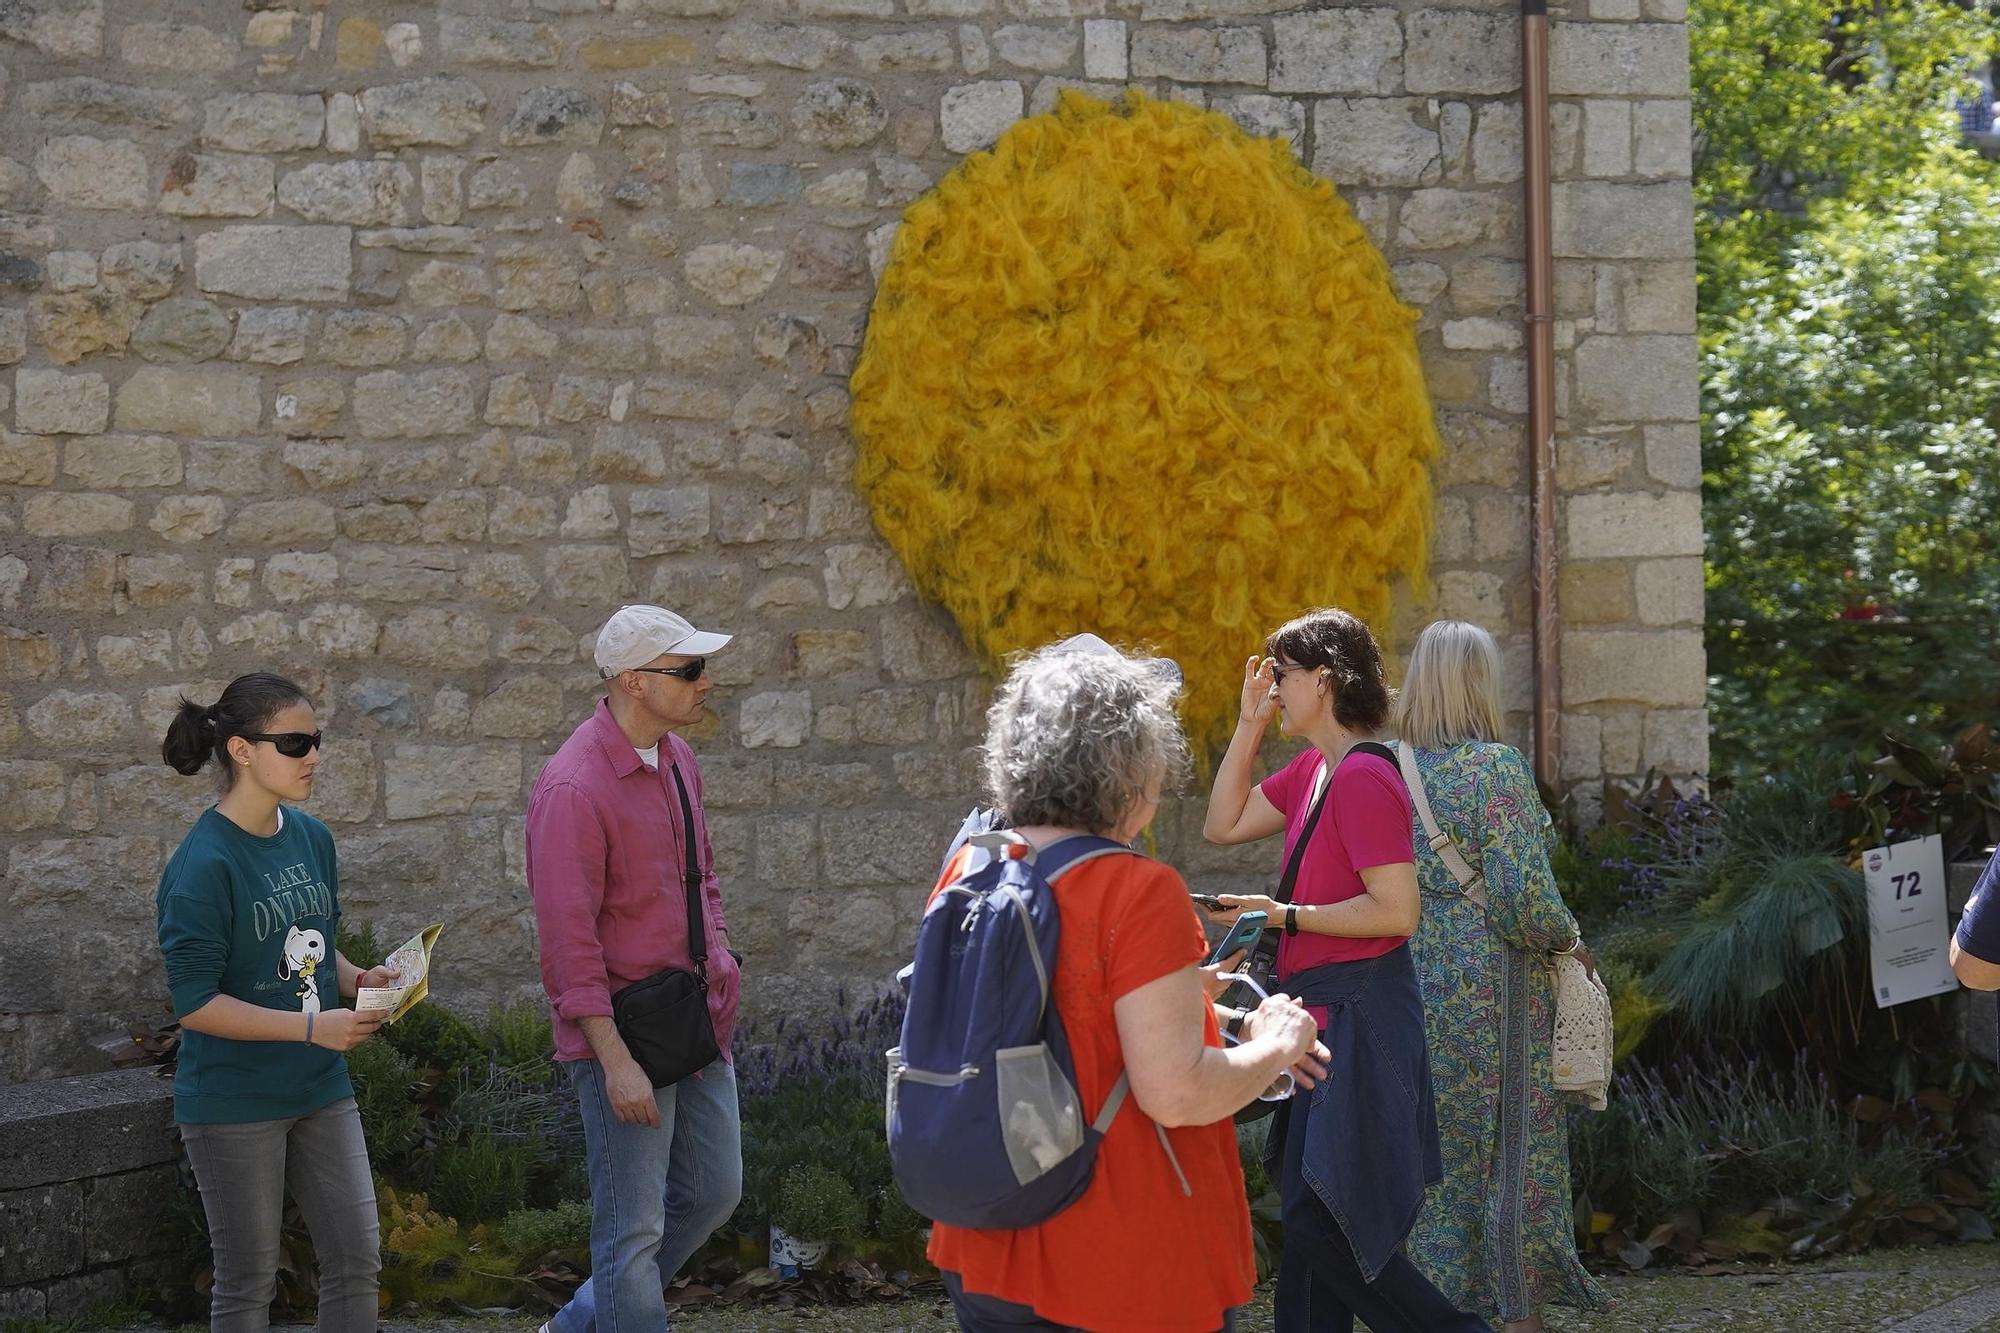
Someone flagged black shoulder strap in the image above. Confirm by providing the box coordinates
[666,760,707,972]
[1274,743,1398,905]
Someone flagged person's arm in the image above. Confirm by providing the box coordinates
[180,993,384,1050]
[1474,747,1583,954]
[527,783,659,1128]
[1204,656,1289,845]
[1115,966,1324,1127]
[1951,852,2000,990]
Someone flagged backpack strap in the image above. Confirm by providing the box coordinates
[1394,741,1489,911]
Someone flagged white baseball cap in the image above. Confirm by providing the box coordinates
[595,605,732,678]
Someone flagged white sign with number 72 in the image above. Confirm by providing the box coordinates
[1863,834,1959,1009]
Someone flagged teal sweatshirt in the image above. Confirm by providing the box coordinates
[155,806,354,1124]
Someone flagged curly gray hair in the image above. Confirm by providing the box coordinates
[983,642,1190,834]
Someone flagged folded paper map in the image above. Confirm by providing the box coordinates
[355,923,444,1023]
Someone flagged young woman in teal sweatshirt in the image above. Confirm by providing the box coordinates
[155,672,398,1333]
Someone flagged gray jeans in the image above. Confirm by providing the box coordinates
[179,1096,380,1333]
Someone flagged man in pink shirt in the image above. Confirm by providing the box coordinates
[527,604,744,1333]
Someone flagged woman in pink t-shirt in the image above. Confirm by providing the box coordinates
[1204,608,1485,1333]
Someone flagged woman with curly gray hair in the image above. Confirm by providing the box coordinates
[925,639,1328,1333]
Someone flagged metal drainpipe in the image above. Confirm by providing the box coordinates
[1521,0,1562,793]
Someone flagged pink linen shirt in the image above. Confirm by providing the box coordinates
[525,699,741,1063]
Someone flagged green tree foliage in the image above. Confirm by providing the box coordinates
[1693,0,2000,769]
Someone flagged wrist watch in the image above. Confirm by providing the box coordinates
[1285,904,1299,936]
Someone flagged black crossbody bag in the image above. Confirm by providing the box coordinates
[611,761,721,1089]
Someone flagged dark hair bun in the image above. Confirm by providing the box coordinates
[161,697,215,775]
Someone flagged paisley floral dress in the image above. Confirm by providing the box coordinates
[1401,740,1609,1323]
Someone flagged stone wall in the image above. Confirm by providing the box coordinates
[0,1068,181,1318]
[0,0,1704,1082]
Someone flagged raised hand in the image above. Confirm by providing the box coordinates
[1240,655,1277,728]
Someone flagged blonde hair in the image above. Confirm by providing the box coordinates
[1393,620,1504,750]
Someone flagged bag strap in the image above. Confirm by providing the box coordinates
[666,759,709,975]
[1275,766,1334,906]
[1394,741,1488,910]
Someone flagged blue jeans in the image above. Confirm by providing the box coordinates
[553,1057,743,1333]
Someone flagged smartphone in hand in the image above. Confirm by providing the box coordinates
[1203,911,1268,967]
[1189,893,1228,913]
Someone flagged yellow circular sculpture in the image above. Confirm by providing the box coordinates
[850,91,1439,753]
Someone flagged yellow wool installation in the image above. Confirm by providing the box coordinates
[850,91,1440,754]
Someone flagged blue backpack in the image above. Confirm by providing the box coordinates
[886,827,1188,1229]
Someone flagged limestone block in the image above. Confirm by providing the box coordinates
[16,370,109,435]
[880,610,969,681]
[0,0,103,60]
[1270,10,1399,95]
[99,241,183,299]
[716,492,805,544]
[24,691,133,746]
[352,370,477,439]
[1607,260,1696,334]
[1552,182,1696,260]
[793,79,888,148]
[35,135,148,209]
[0,310,24,365]
[1471,102,1522,184]
[993,24,1079,71]
[159,151,274,218]
[1211,94,1305,152]
[1581,100,1632,177]
[194,226,351,302]
[358,79,488,148]
[852,31,955,73]
[278,161,413,226]
[30,289,143,364]
[495,245,583,312]
[1312,100,1441,186]
[228,499,334,544]
[824,543,912,610]
[202,93,323,151]
[0,431,57,485]
[542,544,631,604]
[717,21,842,71]
[501,87,604,147]
[47,253,98,294]
[121,21,236,72]
[1642,706,1708,773]
[464,553,540,606]
[582,35,697,69]
[1559,561,1634,624]
[379,609,492,670]
[562,486,619,538]
[383,744,523,819]
[940,80,1024,152]
[94,629,173,675]
[741,690,813,748]
[22,76,188,130]
[23,493,133,536]
[1398,188,1508,249]
[263,552,340,603]
[407,261,493,307]
[1082,19,1127,79]
[684,243,784,306]
[1575,333,1697,420]
[1644,421,1701,488]
[62,435,180,488]
[115,368,260,437]
[653,316,738,373]
[474,677,563,737]
[683,100,782,150]
[1566,491,1703,559]
[327,94,361,152]
[440,17,561,68]
[1633,98,1693,178]
[1554,434,1634,489]
[119,555,198,608]
[820,809,941,884]
[1562,630,1705,707]
[131,299,234,362]
[628,485,711,556]
[1550,22,1689,97]
[309,740,378,823]
[1407,10,1517,94]
[487,314,557,363]
[1129,26,1265,84]
[149,495,226,544]
[274,378,345,436]
[1634,556,1704,625]
[468,161,531,210]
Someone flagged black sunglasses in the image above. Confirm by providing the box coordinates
[628,658,706,683]
[240,730,323,759]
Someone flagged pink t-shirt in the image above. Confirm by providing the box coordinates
[1259,747,1415,976]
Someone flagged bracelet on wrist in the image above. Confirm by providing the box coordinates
[303,1010,316,1045]
[1553,937,1583,956]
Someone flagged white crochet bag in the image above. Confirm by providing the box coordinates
[1395,743,1612,1111]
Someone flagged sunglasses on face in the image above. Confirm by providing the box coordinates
[629,658,706,683]
[241,730,323,759]
[1268,660,1312,683]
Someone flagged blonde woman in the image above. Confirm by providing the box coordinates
[1393,621,1608,1331]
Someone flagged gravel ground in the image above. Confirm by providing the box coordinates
[75,1244,2000,1333]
